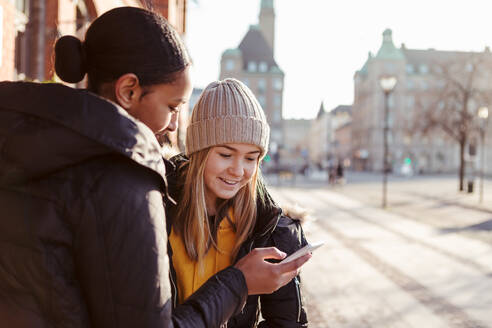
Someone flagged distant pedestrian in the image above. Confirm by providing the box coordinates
[328,162,336,185]
[337,161,345,184]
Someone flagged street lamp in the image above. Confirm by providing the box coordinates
[478,106,489,203]
[380,76,397,208]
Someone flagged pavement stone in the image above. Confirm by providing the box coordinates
[267,178,492,328]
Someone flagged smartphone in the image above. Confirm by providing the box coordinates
[281,241,325,264]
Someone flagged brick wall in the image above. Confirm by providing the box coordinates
[44,0,77,80]
[0,0,16,81]
[154,0,186,34]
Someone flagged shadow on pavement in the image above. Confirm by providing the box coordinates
[439,218,492,233]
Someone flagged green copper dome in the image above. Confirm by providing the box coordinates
[223,48,241,56]
[358,52,372,75]
[375,29,404,60]
[261,0,274,9]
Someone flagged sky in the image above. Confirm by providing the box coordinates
[185,0,492,120]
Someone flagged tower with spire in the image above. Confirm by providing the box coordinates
[219,0,284,151]
[259,0,275,55]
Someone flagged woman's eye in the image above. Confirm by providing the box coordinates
[169,106,179,113]
[219,153,231,158]
[246,157,256,162]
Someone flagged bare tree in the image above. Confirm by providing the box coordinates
[415,52,492,191]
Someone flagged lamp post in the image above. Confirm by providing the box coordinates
[380,76,397,208]
[478,106,489,203]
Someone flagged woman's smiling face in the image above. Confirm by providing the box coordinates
[203,143,261,210]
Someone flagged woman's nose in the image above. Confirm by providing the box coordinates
[228,160,244,177]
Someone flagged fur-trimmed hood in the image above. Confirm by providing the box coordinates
[280,203,313,225]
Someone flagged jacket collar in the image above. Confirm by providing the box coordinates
[0,81,166,184]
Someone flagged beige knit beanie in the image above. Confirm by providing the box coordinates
[185,78,270,156]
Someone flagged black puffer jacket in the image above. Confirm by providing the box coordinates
[0,81,247,328]
[165,155,309,328]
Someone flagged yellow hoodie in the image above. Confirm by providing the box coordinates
[169,212,237,304]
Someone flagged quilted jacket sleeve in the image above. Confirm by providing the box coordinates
[73,160,174,328]
[73,158,248,328]
[172,267,248,327]
[258,216,309,328]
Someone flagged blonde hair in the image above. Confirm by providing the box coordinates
[173,147,260,263]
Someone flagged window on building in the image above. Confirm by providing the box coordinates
[273,77,283,90]
[248,61,257,72]
[258,78,266,93]
[15,0,28,13]
[406,64,414,74]
[274,94,282,108]
[242,78,249,87]
[258,95,266,108]
[406,96,415,108]
[421,80,429,90]
[225,59,235,71]
[406,80,414,90]
[273,109,282,123]
[419,64,428,74]
[259,61,268,72]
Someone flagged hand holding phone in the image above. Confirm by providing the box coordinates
[281,241,324,264]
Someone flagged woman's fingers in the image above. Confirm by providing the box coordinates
[234,248,312,295]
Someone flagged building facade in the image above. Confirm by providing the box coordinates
[0,0,28,81]
[306,102,331,166]
[282,118,312,169]
[334,121,352,167]
[352,29,492,174]
[1,0,186,82]
[305,103,351,168]
[219,0,284,153]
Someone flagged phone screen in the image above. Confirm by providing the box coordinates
[281,241,324,263]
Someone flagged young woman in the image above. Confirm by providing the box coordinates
[165,78,309,327]
[0,7,308,328]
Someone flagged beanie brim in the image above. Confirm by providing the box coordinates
[185,116,270,156]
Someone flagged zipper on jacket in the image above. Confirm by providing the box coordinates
[169,271,178,308]
[294,276,302,323]
[244,240,256,317]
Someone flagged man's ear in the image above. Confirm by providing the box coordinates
[114,73,141,110]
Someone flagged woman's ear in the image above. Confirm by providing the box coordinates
[114,73,141,110]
